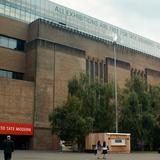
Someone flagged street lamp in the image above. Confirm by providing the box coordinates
[113,34,118,133]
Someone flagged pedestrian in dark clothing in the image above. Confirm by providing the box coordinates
[102,141,109,159]
[2,135,14,160]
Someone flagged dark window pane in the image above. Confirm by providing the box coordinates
[100,62,103,83]
[16,40,25,51]
[12,72,24,80]
[95,62,98,78]
[90,60,94,81]
[86,59,89,75]
[104,63,108,83]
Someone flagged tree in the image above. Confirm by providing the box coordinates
[49,73,115,151]
[120,76,160,150]
[68,73,115,132]
[49,96,94,151]
[148,85,160,150]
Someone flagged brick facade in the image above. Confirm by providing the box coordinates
[0,16,160,150]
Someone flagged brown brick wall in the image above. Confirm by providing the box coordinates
[0,17,160,150]
[0,78,34,123]
[108,65,130,88]
[146,68,160,86]
[32,128,53,150]
[54,44,85,107]
[33,42,55,128]
[0,47,25,73]
[37,20,160,72]
[25,40,38,81]
[35,19,160,86]
[0,16,28,40]
[107,58,130,88]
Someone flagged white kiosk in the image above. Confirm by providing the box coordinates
[85,132,131,153]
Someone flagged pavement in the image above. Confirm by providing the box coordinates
[0,150,159,160]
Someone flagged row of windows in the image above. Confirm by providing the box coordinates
[86,58,108,84]
[131,68,147,80]
[86,59,148,85]
[0,35,25,51]
[0,70,24,80]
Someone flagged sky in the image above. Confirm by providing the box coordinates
[50,0,160,43]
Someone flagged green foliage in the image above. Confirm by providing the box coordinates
[49,73,115,150]
[120,76,160,151]
[49,73,160,151]
[49,95,94,143]
[68,73,115,132]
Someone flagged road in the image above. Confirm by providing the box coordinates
[0,150,159,160]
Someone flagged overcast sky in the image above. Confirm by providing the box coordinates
[50,0,160,43]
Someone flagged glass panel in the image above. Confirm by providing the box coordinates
[16,40,25,51]
[5,6,10,16]
[0,36,8,48]
[0,4,5,14]
[9,38,17,49]
[10,7,16,17]
[1,0,160,57]
[0,70,5,77]
[7,71,12,78]
[0,35,25,51]
[0,70,23,80]
[13,72,24,80]
[15,9,20,19]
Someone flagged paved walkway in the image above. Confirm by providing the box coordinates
[0,150,159,160]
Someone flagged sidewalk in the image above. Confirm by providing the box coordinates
[0,150,159,160]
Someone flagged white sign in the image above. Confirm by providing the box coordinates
[111,139,126,146]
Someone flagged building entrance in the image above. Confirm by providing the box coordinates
[0,135,32,150]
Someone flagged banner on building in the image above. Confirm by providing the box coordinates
[0,122,33,135]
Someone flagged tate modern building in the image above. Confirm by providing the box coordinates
[0,0,160,149]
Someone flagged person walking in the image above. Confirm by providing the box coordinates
[96,140,102,159]
[102,141,109,159]
[2,135,14,160]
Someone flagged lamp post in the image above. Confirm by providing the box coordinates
[113,34,118,133]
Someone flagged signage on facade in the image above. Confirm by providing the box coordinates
[2,0,160,57]
[0,122,33,135]
[54,5,160,57]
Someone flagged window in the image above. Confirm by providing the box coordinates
[86,58,89,75]
[0,70,24,80]
[16,40,25,51]
[0,36,8,48]
[111,139,126,146]
[115,139,122,143]
[9,38,17,49]
[100,62,104,83]
[0,4,5,14]
[90,60,94,82]
[95,61,98,78]
[0,35,25,51]
[104,63,108,83]
[12,72,24,80]
[0,70,12,78]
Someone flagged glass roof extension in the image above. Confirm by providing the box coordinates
[0,0,160,58]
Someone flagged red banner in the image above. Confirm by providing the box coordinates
[0,122,33,135]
